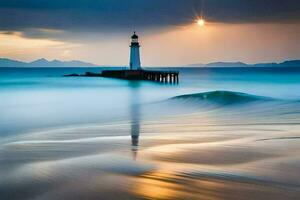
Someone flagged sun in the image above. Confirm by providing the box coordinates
[197,19,205,27]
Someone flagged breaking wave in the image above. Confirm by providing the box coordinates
[170,91,275,106]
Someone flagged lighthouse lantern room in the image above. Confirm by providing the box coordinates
[129,32,142,70]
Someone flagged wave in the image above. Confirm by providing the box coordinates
[170,91,274,106]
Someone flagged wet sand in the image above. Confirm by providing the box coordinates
[1,97,300,200]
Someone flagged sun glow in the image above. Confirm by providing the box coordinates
[197,19,205,27]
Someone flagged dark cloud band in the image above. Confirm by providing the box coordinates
[0,0,299,33]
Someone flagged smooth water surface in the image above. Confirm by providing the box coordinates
[1,67,300,199]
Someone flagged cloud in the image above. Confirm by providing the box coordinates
[19,28,67,40]
[0,0,299,35]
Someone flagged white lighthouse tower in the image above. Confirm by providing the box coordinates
[129,32,141,70]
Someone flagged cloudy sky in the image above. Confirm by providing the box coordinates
[0,0,299,66]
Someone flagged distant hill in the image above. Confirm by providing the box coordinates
[206,62,248,67]
[186,63,205,67]
[187,60,300,68]
[0,58,27,67]
[0,58,97,67]
[279,60,300,67]
[1,58,299,68]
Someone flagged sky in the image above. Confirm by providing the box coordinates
[0,0,299,66]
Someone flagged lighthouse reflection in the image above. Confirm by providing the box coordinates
[129,82,141,160]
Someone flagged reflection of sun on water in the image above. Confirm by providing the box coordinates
[131,169,229,200]
[132,171,186,199]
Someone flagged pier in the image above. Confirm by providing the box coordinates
[65,69,179,84]
[100,69,179,84]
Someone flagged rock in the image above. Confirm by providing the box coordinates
[63,73,80,77]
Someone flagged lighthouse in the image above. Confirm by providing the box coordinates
[74,32,178,84]
[129,32,141,70]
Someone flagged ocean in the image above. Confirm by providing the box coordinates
[1,67,300,199]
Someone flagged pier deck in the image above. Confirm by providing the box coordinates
[100,70,179,84]
[65,70,179,84]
